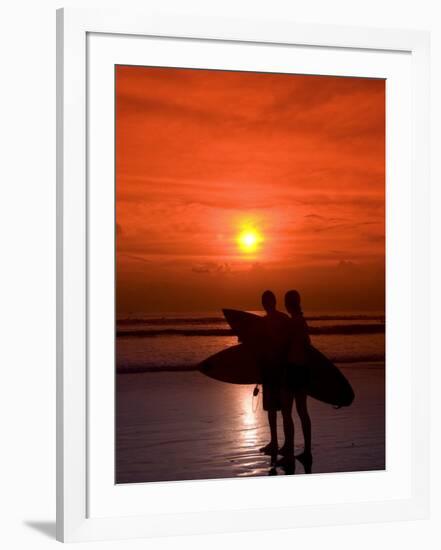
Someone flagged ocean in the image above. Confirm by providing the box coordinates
[116,311,385,374]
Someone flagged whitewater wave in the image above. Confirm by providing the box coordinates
[116,354,385,374]
[117,324,385,338]
[117,314,385,326]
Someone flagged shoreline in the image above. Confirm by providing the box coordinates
[116,363,385,484]
[116,360,385,375]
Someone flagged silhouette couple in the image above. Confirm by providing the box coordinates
[258,290,312,473]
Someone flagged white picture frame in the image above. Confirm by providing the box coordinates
[56,7,430,543]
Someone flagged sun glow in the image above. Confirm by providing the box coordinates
[237,229,262,254]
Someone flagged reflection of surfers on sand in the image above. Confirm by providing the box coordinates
[116,365,384,484]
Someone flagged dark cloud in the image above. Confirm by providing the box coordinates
[192,262,232,275]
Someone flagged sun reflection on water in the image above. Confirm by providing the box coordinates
[239,390,260,448]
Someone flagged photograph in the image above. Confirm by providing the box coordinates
[115,65,386,483]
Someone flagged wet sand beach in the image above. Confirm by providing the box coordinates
[116,363,385,483]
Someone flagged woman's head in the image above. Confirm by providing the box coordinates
[285,289,302,315]
[261,290,276,313]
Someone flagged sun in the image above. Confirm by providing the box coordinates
[237,229,262,253]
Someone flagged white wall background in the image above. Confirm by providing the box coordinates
[0,1,439,548]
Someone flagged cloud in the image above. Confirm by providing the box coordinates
[250,262,265,272]
[192,262,232,275]
[337,260,358,270]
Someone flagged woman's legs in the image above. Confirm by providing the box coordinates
[268,410,278,446]
[295,390,311,455]
[280,389,294,453]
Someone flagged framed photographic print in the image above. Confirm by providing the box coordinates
[56,8,430,543]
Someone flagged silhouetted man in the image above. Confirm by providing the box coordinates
[259,290,291,456]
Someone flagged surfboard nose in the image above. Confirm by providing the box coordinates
[198,360,210,374]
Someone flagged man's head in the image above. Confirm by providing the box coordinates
[261,290,277,313]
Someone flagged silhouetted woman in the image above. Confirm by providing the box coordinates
[279,290,312,468]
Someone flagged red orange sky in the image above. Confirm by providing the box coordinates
[116,66,385,314]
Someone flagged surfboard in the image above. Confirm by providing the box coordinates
[199,309,355,407]
[303,346,354,407]
[199,344,262,385]
[222,308,264,345]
